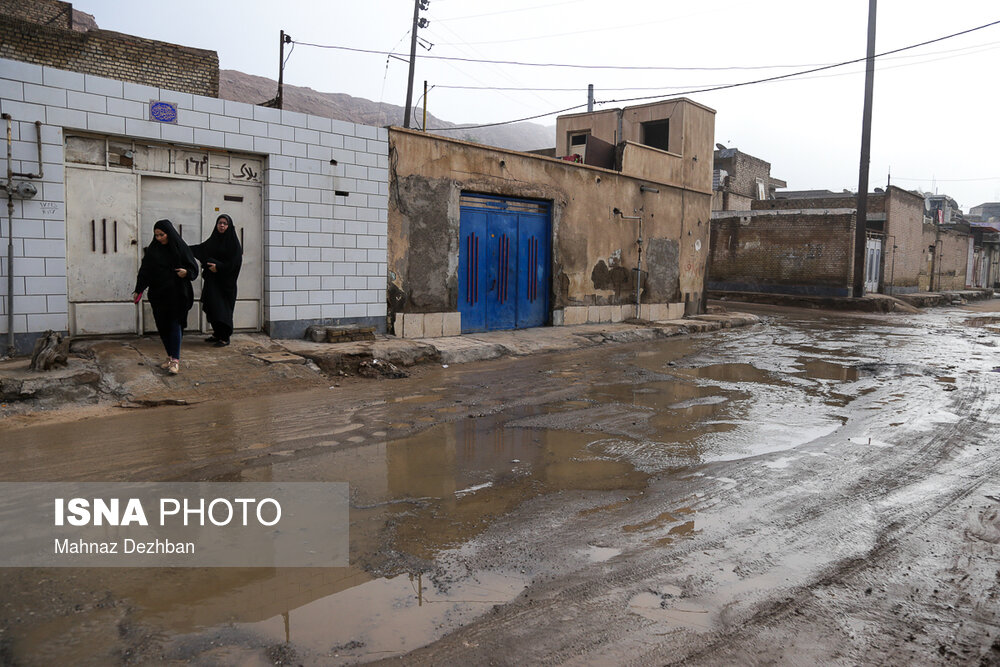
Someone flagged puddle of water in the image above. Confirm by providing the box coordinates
[628,590,713,630]
[583,545,622,562]
[670,363,786,385]
[239,570,528,663]
[794,358,859,382]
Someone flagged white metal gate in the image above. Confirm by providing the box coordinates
[864,236,883,294]
[64,134,263,335]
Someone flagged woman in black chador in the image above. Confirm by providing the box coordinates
[132,219,198,375]
[191,213,242,347]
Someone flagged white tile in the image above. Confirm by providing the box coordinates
[193,128,225,146]
[161,123,194,144]
[192,94,225,114]
[157,89,193,109]
[86,113,125,134]
[268,122,295,141]
[84,74,123,98]
[331,119,354,135]
[281,140,307,157]
[42,67,84,91]
[181,109,210,129]
[0,99,45,122]
[210,114,239,133]
[23,83,65,107]
[107,97,144,118]
[3,60,43,85]
[43,105,83,129]
[281,109,308,128]
[224,99,254,119]
[67,90,106,113]
[254,136,281,154]
[224,133,254,151]
[125,118,163,139]
[306,115,332,132]
[122,81,160,103]
[253,105,281,123]
[240,118,268,137]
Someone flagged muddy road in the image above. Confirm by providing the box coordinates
[2,302,1000,665]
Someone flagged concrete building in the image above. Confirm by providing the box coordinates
[969,202,1000,223]
[0,1,388,354]
[711,146,786,211]
[388,98,716,337]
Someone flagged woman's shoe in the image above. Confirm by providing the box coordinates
[205,335,219,343]
[213,340,230,347]
[167,359,180,375]
[159,359,172,369]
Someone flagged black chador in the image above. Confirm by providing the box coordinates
[191,214,243,345]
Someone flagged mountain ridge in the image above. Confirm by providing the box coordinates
[219,69,555,152]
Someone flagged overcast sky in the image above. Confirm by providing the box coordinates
[71,0,1000,212]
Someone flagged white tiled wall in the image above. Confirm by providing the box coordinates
[0,57,388,346]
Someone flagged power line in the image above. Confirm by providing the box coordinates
[893,176,1000,183]
[429,18,1000,131]
[426,38,1000,93]
[434,0,585,23]
[293,18,1000,72]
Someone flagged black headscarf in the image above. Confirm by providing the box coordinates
[190,214,243,327]
[194,214,243,270]
[134,219,199,327]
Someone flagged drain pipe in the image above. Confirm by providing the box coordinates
[4,114,14,357]
[3,114,44,356]
[613,207,643,319]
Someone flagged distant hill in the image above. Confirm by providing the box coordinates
[219,70,555,152]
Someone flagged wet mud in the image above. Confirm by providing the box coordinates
[2,302,1000,664]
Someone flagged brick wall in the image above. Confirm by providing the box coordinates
[709,210,855,296]
[883,186,924,293]
[0,0,72,28]
[919,225,971,291]
[0,11,218,97]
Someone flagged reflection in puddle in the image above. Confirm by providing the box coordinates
[242,570,528,663]
[793,358,859,382]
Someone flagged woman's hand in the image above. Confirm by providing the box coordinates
[207,262,217,273]
[175,268,188,278]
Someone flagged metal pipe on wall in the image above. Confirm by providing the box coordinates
[2,115,44,356]
[4,113,14,356]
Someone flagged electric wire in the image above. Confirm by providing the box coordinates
[424,18,1000,130]
[293,18,999,72]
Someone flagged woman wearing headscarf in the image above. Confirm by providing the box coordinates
[190,213,243,347]
[132,219,199,375]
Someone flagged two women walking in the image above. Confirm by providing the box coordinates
[132,214,242,374]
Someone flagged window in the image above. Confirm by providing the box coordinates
[640,120,669,151]
[755,177,766,200]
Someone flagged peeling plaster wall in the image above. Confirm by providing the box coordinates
[388,127,714,326]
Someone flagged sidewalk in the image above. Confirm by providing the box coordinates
[0,313,759,415]
[709,288,994,312]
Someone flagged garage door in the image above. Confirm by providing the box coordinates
[458,194,550,332]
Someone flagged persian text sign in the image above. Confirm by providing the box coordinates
[149,100,178,123]
[0,483,348,567]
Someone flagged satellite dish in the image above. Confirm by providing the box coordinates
[716,143,727,150]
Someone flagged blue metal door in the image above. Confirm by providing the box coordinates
[486,213,518,329]
[458,194,550,333]
[516,213,549,328]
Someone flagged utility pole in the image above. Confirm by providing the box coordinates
[403,0,429,128]
[276,30,291,110]
[852,0,877,297]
